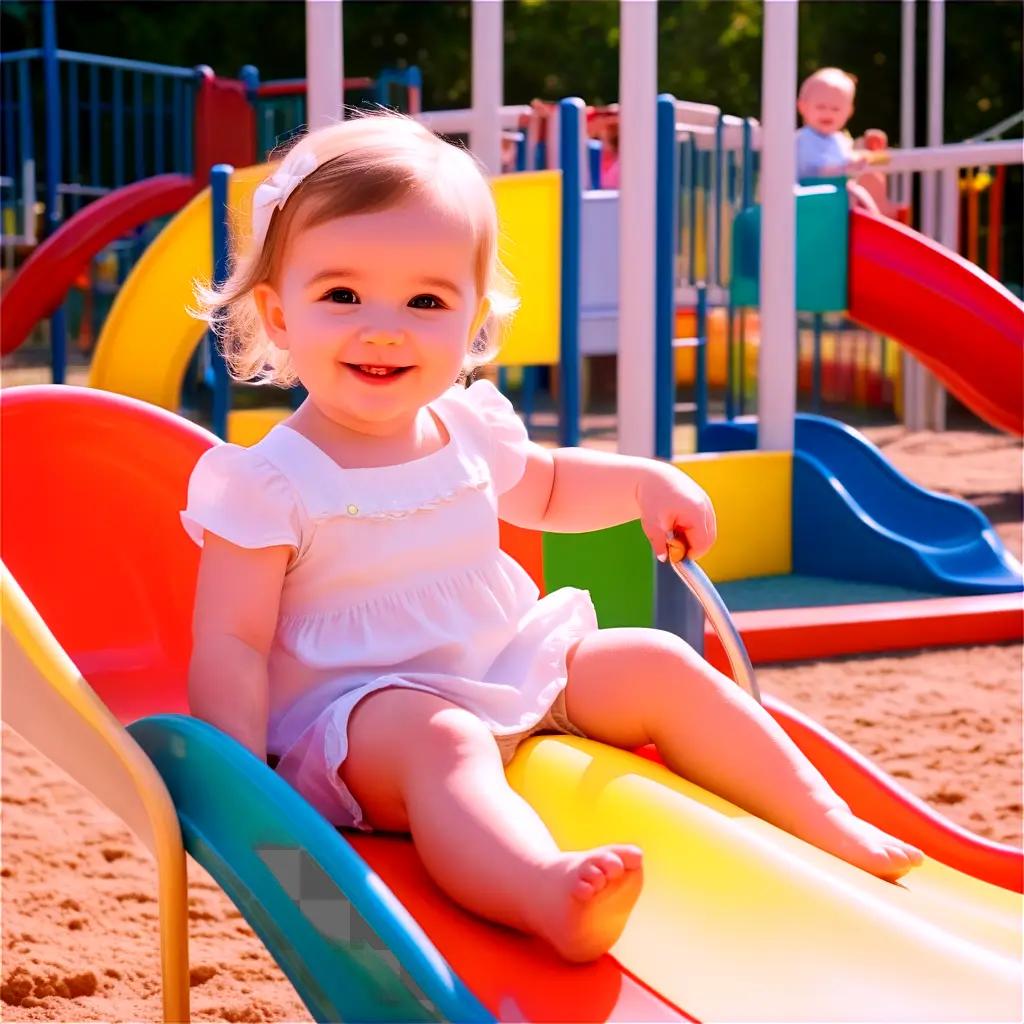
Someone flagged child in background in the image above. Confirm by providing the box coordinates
[797,67,896,216]
[184,111,922,963]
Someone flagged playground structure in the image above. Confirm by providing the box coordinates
[3,384,1022,1024]
[1,0,1023,1021]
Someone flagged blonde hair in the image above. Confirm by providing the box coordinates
[799,67,858,103]
[195,110,518,387]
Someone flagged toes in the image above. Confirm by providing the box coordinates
[593,852,625,881]
[581,861,609,891]
[615,845,644,870]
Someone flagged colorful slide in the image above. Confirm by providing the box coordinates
[0,174,196,356]
[88,164,269,409]
[3,385,1022,1024]
[701,414,1023,595]
[848,207,1024,436]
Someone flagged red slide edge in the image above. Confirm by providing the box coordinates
[1,174,197,355]
[848,208,1024,436]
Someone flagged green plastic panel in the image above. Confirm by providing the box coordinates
[542,522,655,628]
[730,181,849,312]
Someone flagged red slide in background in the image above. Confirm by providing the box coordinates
[0,174,197,356]
[848,208,1024,436]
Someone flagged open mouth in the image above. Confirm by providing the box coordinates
[343,363,414,382]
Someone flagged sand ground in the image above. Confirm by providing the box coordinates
[2,362,1021,1021]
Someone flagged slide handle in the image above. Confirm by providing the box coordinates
[667,544,763,705]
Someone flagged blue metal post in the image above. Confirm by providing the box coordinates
[88,64,100,186]
[655,94,679,461]
[695,283,709,445]
[587,139,602,189]
[713,113,724,287]
[41,0,65,383]
[210,164,233,439]
[558,97,584,448]
[41,0,61,237]
[112,68,125,186]
[67,63,79,213]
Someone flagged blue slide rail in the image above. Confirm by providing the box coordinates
[701,414,1024,596]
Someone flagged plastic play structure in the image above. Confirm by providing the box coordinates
[2,2,1023,1021]
[3,384,1022,1023]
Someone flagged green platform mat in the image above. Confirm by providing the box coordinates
[714,574,944,613]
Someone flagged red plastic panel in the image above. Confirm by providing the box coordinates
[848,209,1024,435]
[0,386,214,721]
[0,175,196,355]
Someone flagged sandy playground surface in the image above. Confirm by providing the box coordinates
[2,419,1021,1023]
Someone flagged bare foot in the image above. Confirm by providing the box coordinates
[529,845,644,962]
[799,807,924,881]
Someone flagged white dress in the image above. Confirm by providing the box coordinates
[181,380,598,829]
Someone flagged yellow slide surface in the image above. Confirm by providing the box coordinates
[89,165,269,410]
[509,736,1022,1024]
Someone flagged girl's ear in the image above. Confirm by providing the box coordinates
[253,283,290,350]
[468,296,492,346]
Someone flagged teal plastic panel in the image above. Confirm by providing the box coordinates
[542,522,655,627]
[128,715,494,1024]
[729,182,849,312]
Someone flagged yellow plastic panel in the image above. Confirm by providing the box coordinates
[90,164,271,411]
[0,568,191,1024]
[490,171,561,367]
[674,450,791,582]
[508,736,1023,1024]
[226,406,291,447]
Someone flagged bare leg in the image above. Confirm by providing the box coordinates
[563,629,923,881]
[340,688,642,961]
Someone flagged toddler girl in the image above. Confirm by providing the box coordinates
[184,111,921,963]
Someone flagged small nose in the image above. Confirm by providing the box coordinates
[359,326,405,347]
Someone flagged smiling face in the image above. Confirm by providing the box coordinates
[254,195,489,437]
[798,78,855,135]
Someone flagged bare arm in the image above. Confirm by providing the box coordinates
[188,533,292,762]
[498,443,715,559]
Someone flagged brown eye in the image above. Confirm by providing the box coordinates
[324,288,359,304]
[409,294,445,310]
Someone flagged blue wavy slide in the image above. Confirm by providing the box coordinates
[701,414,1024,595]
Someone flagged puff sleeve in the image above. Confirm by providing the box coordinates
[180,444,305,552]
[464,379,530,495]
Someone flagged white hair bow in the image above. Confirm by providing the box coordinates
[251,150,319,245]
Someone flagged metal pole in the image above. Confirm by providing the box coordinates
[756,0,798,452]
[924,0,946,429]
[306,0,343,128]
[617,0,658,457]
[558,98,584,448]
[899,0,916,208]
[471,0,503,174]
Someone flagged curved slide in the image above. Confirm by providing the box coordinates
[0,174,196,356]
[3,385,1021,1023]
[702,415,1023,595]
[848,208,1024,436]
[88,164,269,409]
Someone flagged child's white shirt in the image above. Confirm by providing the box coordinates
[181,379,598,828]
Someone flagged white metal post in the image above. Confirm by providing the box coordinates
[899,0,916,207]
[756,0,798,452]
[306,0,343,129]
[471,0,504,174]
[617,0,658,457]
